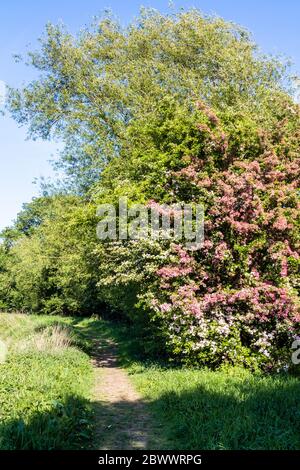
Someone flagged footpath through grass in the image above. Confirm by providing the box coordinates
[76,317,300,450]
[1,313,300,450]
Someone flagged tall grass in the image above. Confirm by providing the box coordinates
[0,313,93,450]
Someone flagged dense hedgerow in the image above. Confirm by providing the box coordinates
[0,196,101,315]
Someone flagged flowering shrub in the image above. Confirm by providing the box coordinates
[96,98,300,369]
[146,259,298,368]
[135,100,300,369]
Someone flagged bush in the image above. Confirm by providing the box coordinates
[97,100,300,370]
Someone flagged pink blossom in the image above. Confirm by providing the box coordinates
[273,215,288,231]
[160,303,172,313]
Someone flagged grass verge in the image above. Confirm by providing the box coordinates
[0,313,93,450]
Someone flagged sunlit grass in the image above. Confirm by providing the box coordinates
[0,313,93,450]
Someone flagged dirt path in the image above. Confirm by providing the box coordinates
[91,338,151,450]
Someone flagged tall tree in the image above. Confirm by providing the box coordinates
[8,8,292,192]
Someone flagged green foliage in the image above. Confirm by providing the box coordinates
[71,317,300,450]
[1,307,300,451]
[8,9,291,191]
[94,99,300,369]
[0,196,102,315]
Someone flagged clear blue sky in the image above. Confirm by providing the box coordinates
[0,0,299,230]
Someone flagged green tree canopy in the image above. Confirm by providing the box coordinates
[8,8,293,192]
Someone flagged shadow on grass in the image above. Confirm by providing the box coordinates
[68,316,300,449]
[69,317,166,449]
[73,318,300,449]
[0,392,162,450]
[0,395,93,450]
[149,378,300,450]
[1,377,299,450]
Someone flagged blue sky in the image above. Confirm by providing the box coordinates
[0,0,299,230]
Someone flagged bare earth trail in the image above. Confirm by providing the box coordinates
[91,338,153,450]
